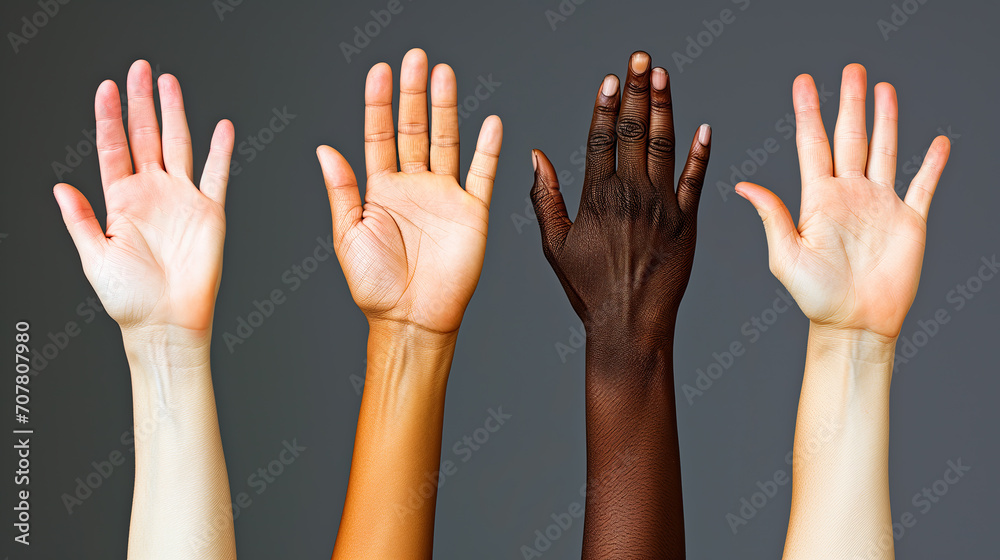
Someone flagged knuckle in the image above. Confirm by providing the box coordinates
[616,116,647,142]
[587,131,616,155]
[648,135,675,159]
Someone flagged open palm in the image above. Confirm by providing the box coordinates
[54,61,234,333]
[317,49,503,334]
[737,64,950,338]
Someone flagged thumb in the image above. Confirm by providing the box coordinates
[316,145,363,249]
[529,149,572,260]
[54,183,106,265]
[734,182,800,273]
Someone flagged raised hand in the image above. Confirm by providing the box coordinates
[736,64,950,339]
[54,60,235,334]
[531,51,711,344]
[317,48,502,335]
[737,64,952,560]
[530,51,711,559]
[319,49,503,560]
[53,60,236,559]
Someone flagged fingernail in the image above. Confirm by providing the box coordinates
[601,75,618,96]
[652,68,667,90]
[734,186,748,200]
[630,52,650,74]
[698,124,711,145]
[531,150,538,171]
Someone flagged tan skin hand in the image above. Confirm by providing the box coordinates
[319,48,503,560]
[736,64,951,339]
[54,60,234,334]
[318,49,502,335]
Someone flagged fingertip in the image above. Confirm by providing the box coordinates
[316,144,336,164]
[127,59,152,90]
[368,62,391,78]
[600,74,619,98]
[629,51,650,75]
[402,47,427,64]
[431,63,456,98]
[401,48,428,82]
[95,80,121,114]
[844,62,867,78]
[697,123,712,147]
[97,79,119,97]
[793,74,815,90]
[129,59,151,75]
[931,135,952,163]
[53,182,70,200]
[482,114,502,136]
[651,67,667,90]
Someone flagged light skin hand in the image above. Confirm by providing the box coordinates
[317,48,503,336]
[53,60,237,559]
[54,60,235,338]
[736,64,950,339]
[738,63,951,560]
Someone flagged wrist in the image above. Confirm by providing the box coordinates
[121,323,212,373]
[585,314,675,367]
[365,318,457,394]
[806,322,897,367]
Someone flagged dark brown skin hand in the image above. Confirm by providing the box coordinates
[530,51,711,559]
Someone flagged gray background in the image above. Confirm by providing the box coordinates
[2,0,997,558]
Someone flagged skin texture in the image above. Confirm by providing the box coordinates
[317,48,502,560]
[53,60,237,559]
[735,64,951,559]
[531,51,711,559]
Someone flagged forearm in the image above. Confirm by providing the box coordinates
[782,324,896,560]
[122,326,235,560]
[582,327,684,559]
[333,321,456,560]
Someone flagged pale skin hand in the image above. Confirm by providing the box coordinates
[318,49,502,334]
[317,48,502,560]
[736,64,950,339]
[54,60,236,559]
[737,64,950,559]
